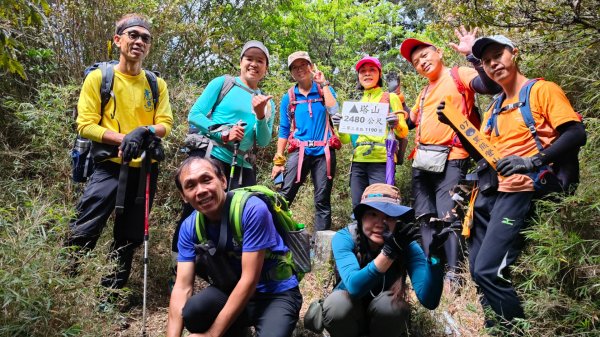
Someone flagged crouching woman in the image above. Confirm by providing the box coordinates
[319,183,443,337]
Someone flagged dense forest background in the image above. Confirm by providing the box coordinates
[1,0,598,336]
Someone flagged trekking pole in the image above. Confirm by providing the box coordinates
[227,121,247,191]
[140,150,151,337]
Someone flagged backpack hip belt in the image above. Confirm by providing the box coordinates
[295,119,333,183]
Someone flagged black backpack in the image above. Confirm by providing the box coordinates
[71,61,160,182]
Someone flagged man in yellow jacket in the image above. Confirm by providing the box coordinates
[65,13,173,291]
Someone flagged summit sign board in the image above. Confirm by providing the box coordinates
[338,101,388,137]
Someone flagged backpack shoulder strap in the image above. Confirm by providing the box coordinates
[449,66,470,117]
[144,69,160,110]
[98,61,116,114]
[287,86,297,128]
[450,66,466,95]
[519,78,544,151]
[207,75,237,120]
[379,91,390,104]
[347,223,359,254]
[194,211,207,244]
[229,189,255,243]
[217,192,235,251]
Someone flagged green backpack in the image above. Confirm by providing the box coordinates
[194,185,311,282]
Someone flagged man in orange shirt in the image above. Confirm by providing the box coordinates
[399,27,500,285]
[440,35,586,331]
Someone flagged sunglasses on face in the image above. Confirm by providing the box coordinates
[122,30,152,44]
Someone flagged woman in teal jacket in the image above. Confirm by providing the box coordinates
[319,183,443,337]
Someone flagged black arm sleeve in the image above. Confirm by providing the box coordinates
[406,113,416,130]
[466,56,502,95]
[538,121,586,165]
[402,101,410,114]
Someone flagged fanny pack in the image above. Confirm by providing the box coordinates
[475,159,498,196]
[529,167,563,198]
[412,144,451,173]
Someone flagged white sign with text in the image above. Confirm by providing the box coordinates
[338,101,389,136]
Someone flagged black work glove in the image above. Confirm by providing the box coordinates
[120,127,150,162]
[496,155,535,176]
[436,100,452,126]
[427,220,461,261]
[148,136,165,162]
[381,221,419,260]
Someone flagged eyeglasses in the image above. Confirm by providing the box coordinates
[122,30,152,44]
[291,62,310,72]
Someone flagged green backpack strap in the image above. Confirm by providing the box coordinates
[194,211,207,244]
[229,189,255,243]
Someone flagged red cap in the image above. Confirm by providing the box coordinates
[399,38,434,63]
[355,56,382,72]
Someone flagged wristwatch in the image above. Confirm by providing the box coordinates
[321,80,330,87]
[531,154,544,169]
[221,130,230,143]
[146,125,156,135]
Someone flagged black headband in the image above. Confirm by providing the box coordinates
[116,18,150,35]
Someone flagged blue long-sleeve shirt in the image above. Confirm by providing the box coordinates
[278,82,338,156]
[332,226,443,309]
[188,75,275,168]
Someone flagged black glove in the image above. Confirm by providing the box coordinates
[428,220,461,261]
[120,127,150,162]
[496,155,535,176]
[148,136,165,161]
[436,100,452,126]
[381,221,419,260]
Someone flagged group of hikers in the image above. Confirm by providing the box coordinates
[64,13,586,337]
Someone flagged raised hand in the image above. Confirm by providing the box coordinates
[449,25,479,56]
[252,94,274,120]
[311,64,327,86]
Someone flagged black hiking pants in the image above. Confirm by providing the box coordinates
[182,285,302,337]
[469,190,534,323]
[349,162,386,210]
[412,159,468,277]
[65,161,158,289]
[280,151,336,231]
